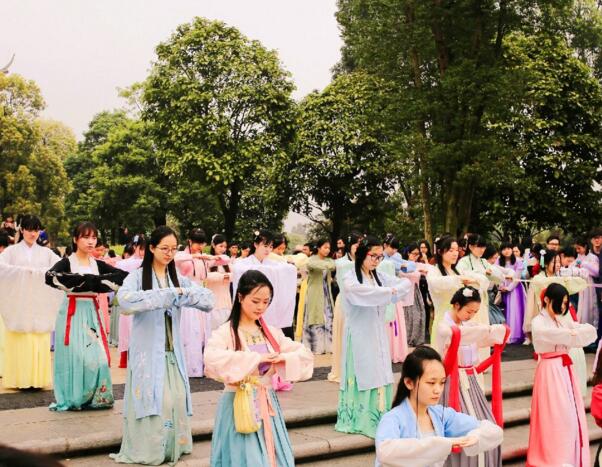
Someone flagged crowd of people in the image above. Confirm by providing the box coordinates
[0,213,602,466]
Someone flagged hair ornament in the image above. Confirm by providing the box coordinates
[212,233,218,242]
[133,234,139,244]
[253,230,260,237]
[462,287,474,298]
[540,249,546,269]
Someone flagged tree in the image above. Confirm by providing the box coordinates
[142,17,297,239]
[292,72,397,244]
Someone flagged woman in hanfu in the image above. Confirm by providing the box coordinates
[375,347,503,467]
[335,236,413,439]
[427,236,487,347]
[302,239,336,355]
[327,231,362,383]
[435,286,509,467]
[174,227,213,377]
[111,226,214,465]
[205,234,233,331]
[114,235,146,368]
[45,222,128,411]
[574,237,599,328]
[0,215,64,389]
[527,283,596,467]
[204,269,313,467]
[497,242,527,344]
[401,243,427,347]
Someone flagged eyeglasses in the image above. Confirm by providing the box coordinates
[367,253,384,261]
[157,246,178,254]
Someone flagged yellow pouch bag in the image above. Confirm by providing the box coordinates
[233,377,260,434]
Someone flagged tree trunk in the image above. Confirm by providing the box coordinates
[220,181,240,241]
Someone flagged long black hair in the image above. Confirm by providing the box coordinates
[313,238,331,256]
[402,242,419,260]
[392,346,443,407]
[17,214,43,243]
[345,231,363,257]
[229,270,274,351]
[141,226,180,290]
[435,235,459,276]
[574,237,589,255]
[210,233,230,273]
[72,221,98,252]
[543,283,569,315]
[466,233,487,252]
[250,229,274,254]
[499,241,516,266]
[354,235,382,285]
[419,239,433,259]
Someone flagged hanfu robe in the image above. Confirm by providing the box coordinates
[204,322,313,467]
[399,266,427,348]
[45,255,128,410]
[375,398,503,467]
[575,253,599,328]
[527,311,596,467]
[435,313,506,467]
[174,248,212,377]
[111,267,214,466]
[0,248,64,387]
[205,255,233,330]
[335,269,412,438]
[302,255,336,354]
[327,254,354,383]
[115,256,143,368]
[497,258,527,343]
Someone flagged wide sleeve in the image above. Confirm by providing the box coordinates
[426,270,463,296]
[307,257,336,272]
[532,318,597,348]
[93,260,129,291]
[117,272,180,315]
[376,412,453,467]
[45,258,82,291]
[437,322,505,351]
[343,271,395,307]
[441,406,480,436]
[204,326,261,384]
[176,275,215,311]
[380,273,413,303]
[462,420,504,457]
[206,270,226,285]
[271,327,314,382]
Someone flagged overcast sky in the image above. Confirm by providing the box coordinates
[3,0,343,138]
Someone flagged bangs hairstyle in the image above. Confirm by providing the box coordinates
[466,233,487,248]
[482,244,498,261]
[450,286,481,307]
[72,221,98,252]
[402,242,419,260]
[345,231,363,254]
[188,228,207,245]
[250,229,274,254]
[419,239,433,258]
[313,238,330,255]
[272,233,288,250]
[354,235,382,286]
[19,214,43,231]
[210,233,230,273]
[141,226,180,290]
[229,270,274,351]
[435,235,459,276]
[499,241,516,265]
[392,346,443,407]
[542,283,569,315]
[574,237,589,254]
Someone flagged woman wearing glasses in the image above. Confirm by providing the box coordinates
[335,236,413,438]
[45,222,128,410]
[111,226,214,465]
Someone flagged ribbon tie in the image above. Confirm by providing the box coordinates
[65,294,111,365]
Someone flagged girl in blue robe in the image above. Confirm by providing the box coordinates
[375,347,503,467]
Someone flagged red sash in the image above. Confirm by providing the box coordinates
[65,294,111,365]
[259,317,281,353]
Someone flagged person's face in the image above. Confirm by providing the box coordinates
[575,245,586,256]
[22,228,40,246]
[363,246,384,271]
[150,234,178,267]
[350,242,360,256]
[404,360,446,407]
[469,244,485,258]
[408,248,420,262]
[512,246,521,258]
[561,255,575,267]
[544,295,568,315]
[239,285,272,322]
[5,218,13,227]
[302,245,311,256]
[442,242,459,265]
[547,256,561,275]
[487,253,499,265]
[134,245,145,258]
[75,232,97,255]
[547,239,560,251]
[92,245,105,258]
[384,244,397,256]
[213,241,227,256]
[420,243,428,255]
[501,247,513,259]
[455,300,480,322]
[229,245,239,257]
[337,239,345,249]
[189,241,205,254]
[318,242,331,258]
[253,241,273,260]
[0,245,5,254]
[592,235,602,249]
[241,247,250,258]
[273,242,287,255]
